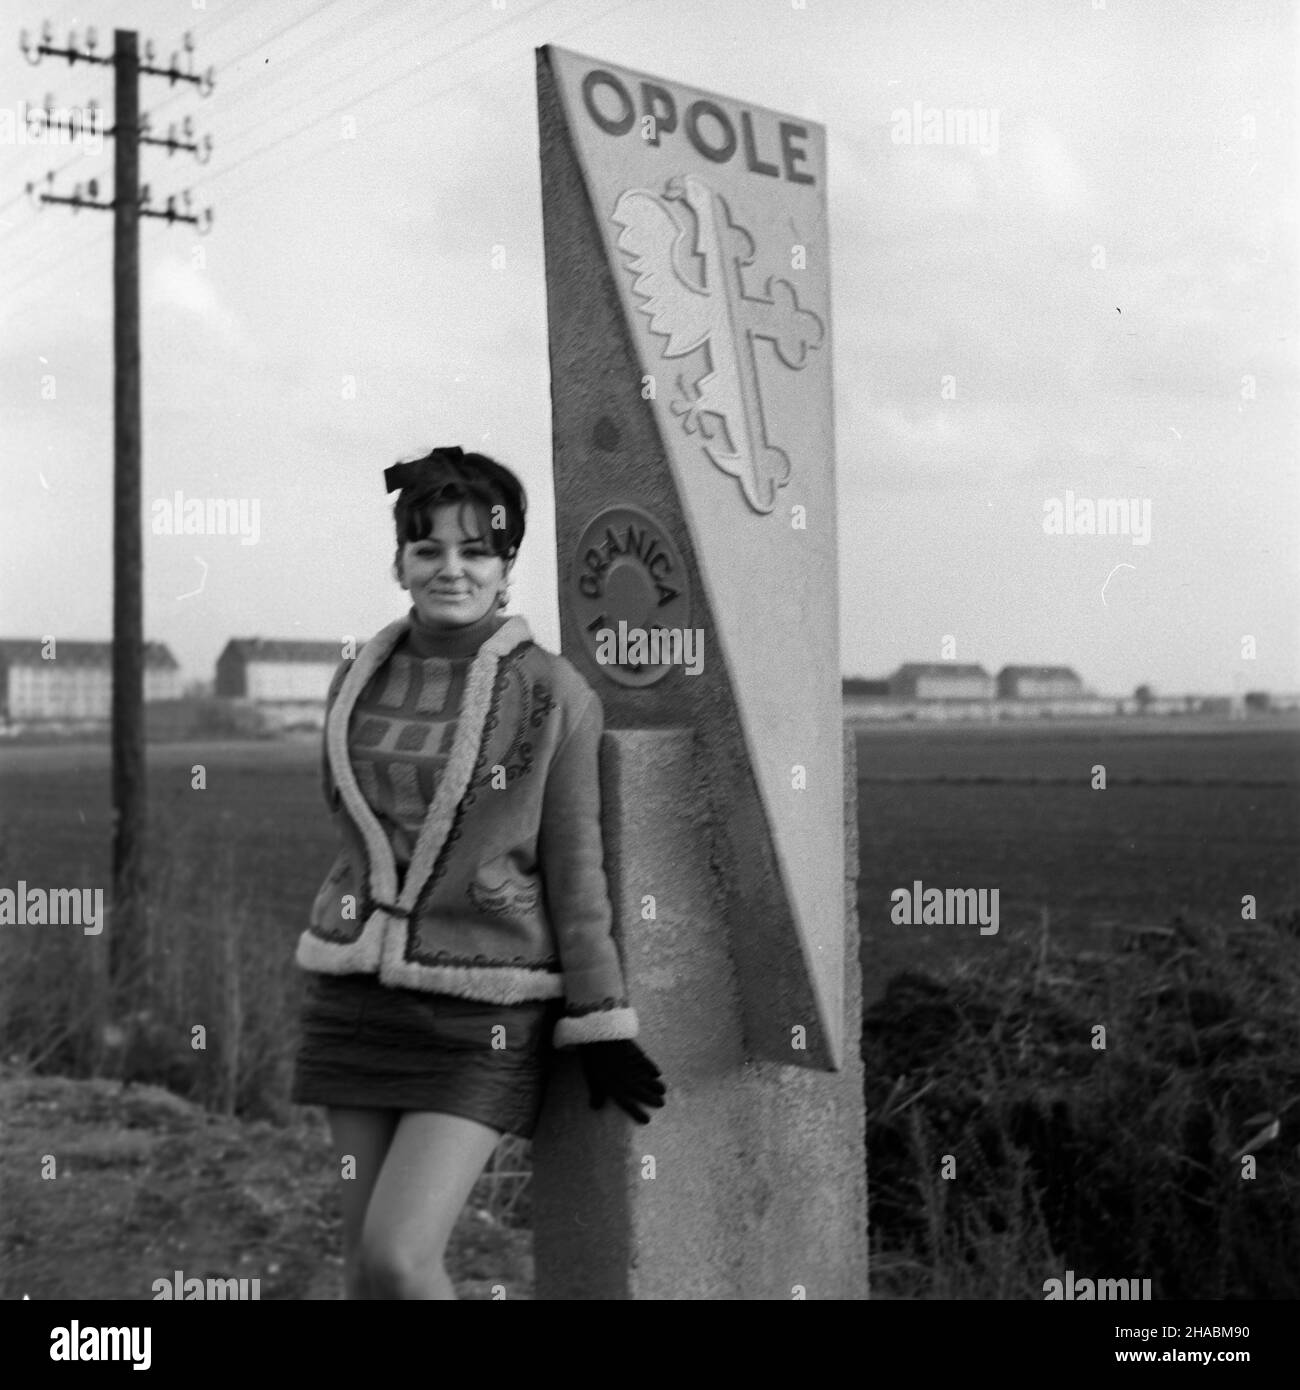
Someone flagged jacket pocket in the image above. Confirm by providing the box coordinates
[466,855,543,923]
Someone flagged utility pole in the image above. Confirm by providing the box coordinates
[21,23,214,1000]
[113,27,143,1004]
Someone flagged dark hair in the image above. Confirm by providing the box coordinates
[392,450,526,560]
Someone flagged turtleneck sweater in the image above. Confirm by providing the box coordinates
[347,606,507,869]
[405,604,508,659]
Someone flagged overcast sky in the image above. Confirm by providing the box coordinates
[2,0,1295,697]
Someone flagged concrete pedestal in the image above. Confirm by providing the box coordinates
[532,726,866,1299]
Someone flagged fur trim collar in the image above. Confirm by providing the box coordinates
[325,613,533,939]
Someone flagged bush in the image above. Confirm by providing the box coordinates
[864,911,1300,1299]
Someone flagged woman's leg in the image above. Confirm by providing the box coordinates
[359,1111,503,1300]
[325,1107,401,1299]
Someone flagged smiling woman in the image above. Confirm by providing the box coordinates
[288,445,665,1300]
[388,448,526,630]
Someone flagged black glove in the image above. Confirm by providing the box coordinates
[576,1039,666,1124]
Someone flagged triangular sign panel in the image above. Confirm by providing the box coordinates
[538,46,843,1069]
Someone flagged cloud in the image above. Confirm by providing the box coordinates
[1013,117,1088,211]
[853,400,1043,488]
[147,257,244,349]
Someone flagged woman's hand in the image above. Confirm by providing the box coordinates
[576,1039,666,1124]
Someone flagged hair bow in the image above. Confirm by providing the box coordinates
[383,446,466,494]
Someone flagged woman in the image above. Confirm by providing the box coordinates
[291,445,665,1300]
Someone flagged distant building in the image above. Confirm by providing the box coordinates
[889,663,995,700]
[1194,695,1244,718]
[215,638,340,703]
[843,676,891,698]
[997,665,1085,700]
[0,639,181,722]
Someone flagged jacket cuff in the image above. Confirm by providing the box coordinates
[553,1006,639,1048]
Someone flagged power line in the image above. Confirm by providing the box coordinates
[207,0,334,53]
[6,33,214,298]
[3,15,216,293]
[188,0,487,163]
[2,213,109,292]
[194,0,566,199]
[2,38,116,257]
[4,1,373,276]
[1,149,85,219]
[2,236,100,310]
[215,0,639,216]
[2,127,137,284]
[5,0,556,280]
[217,0,416,96]
[145,0,358,126]
[3,151,109,284]
[190,0,270,45]
[130,0,483,230]
[58,0,494,247]
[2,213,187,309]
[3,0,638,306]
[2,0,430,297]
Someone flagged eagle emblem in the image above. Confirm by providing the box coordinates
[612,174,825,514]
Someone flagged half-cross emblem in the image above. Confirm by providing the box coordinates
[612,174,824,514]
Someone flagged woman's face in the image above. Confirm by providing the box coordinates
[397,502,511,629]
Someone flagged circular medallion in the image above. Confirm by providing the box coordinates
[571,504,692,688]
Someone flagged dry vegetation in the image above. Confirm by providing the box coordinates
[864,909,1300,1299]
[3,726,1298,1298]
[0,811,536,1300]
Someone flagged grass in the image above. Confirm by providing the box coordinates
[855,715,1300,1007]
[864,907,1300,1299]
[0,808,539,1299]
[0,1068,535,1300]
[3,723,1299,1297]
[8,843,1298,1297]
[0,812,293,1120]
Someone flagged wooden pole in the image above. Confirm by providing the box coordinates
[110,28,145,995]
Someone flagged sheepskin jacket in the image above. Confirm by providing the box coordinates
[294,608,638,1047]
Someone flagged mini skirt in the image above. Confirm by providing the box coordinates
[290,971,563,1140]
